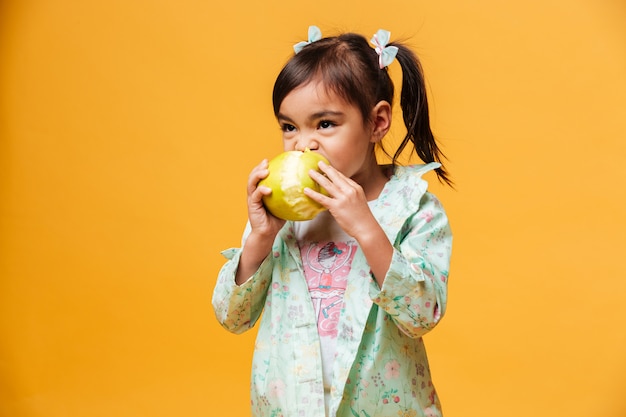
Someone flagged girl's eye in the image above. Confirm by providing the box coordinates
[319,120,335,129]
[281,123,296,132]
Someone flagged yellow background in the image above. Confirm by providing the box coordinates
[1,1,625,416]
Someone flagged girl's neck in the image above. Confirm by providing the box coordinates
[355,162,391,202]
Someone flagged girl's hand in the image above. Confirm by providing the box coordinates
[304,161,377,239]
[246,159,286,239]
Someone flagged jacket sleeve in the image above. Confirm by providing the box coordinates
[211,223,273,334]
[369,192,452,338]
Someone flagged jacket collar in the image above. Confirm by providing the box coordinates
[370,163,440,245]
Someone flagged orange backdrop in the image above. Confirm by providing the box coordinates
[1,1,625,416]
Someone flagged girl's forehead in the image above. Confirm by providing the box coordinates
[285,80,350,106]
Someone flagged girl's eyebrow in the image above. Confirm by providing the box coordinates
[310,110,344,120]
[276,113,295,123]
[277,110,344,123]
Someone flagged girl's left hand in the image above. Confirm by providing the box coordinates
[304,161,378,239]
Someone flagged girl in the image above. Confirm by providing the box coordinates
[213,26,453,417]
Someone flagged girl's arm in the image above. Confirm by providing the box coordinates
[338,211,393,288]
[212,159,285,333]
[235,231,276,285]
[304,161,394,286]
[235,159,286,284]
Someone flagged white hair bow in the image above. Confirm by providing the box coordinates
[293,25,322,54]
[370,29,398,69]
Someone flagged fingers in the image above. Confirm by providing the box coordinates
[247,159,270,196]
[308,160,358,197]
[303,183,332,206]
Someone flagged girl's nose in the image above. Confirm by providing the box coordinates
[295,134,318,152]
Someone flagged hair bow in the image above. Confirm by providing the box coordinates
[293,25,322,54]
[370,29,398,69]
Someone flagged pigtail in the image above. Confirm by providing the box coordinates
[391,43,452,186]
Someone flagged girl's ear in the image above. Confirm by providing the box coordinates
[370,100,392,143]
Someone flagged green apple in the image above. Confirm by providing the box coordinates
[259,150,329,221]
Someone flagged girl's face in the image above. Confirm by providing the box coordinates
[276,81,382,186]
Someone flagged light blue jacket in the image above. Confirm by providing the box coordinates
[213,164,452,417]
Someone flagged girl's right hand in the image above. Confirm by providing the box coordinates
[246,159,285,242]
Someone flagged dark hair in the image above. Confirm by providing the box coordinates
[272,31,452,186]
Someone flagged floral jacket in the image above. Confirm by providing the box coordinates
[212,164,452,417]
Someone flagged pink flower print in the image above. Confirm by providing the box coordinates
[268,379,286,399]
[418,211,434,223]
[428,388,436,403]
[424,406,438,417]
[384,359,400,379]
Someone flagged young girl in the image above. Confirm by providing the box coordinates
[213,26,453,417]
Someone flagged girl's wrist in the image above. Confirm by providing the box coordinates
[242,232,274,263]
[236,235,272,285]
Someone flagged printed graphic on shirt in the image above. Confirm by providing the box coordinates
[300,240,357,338]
